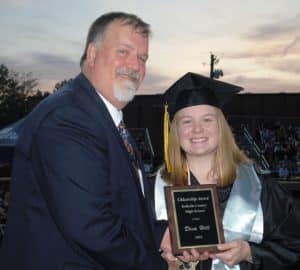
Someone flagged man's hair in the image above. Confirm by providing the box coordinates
[80,12,151,67]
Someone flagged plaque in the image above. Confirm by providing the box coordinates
[164,185,224,255]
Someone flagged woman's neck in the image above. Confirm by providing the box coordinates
[186,155,217,185]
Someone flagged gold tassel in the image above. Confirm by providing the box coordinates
[163,104,171,172]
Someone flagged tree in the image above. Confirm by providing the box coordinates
[210,53,224,79]
[0,64,38,96]
[0,64,40,127]
[53,78,73,92]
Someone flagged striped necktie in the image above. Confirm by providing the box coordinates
[118,120,140,178]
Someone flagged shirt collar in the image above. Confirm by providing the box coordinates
[96,91,122,127]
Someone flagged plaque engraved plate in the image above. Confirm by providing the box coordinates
[164,185,224,255]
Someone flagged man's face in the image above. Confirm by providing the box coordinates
[87,21,149,109]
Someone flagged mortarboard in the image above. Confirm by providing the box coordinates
[163,72,243,172]
[164,72,243,120]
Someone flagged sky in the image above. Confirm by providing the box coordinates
[1,0,300,95]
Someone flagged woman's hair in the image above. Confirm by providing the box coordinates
[80,12,151,67]
[161,106,250,187]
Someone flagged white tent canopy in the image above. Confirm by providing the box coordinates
[0,118,25,147]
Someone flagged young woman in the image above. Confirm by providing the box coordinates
[155,80,300,270]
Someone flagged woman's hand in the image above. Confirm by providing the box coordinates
[209,240,252,267]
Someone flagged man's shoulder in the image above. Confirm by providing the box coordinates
[17,80,80,137]
[28,74,90,121]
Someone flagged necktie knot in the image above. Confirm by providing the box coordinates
[118,120,129,141]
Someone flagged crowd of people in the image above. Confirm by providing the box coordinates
[254,121,300,179]
[129,128,154,172]
[0,188,9,242]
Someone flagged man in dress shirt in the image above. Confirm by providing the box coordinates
[0,12,167,270]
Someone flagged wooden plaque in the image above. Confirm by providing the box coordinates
[164,185,224,255]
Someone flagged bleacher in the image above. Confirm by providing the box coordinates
[129,127,155,173]
[0,178,9,242]
[232,124,270,174]
[231,121,300,203]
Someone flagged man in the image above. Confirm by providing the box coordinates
[0,12,167,270]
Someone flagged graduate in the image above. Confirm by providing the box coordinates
[155,72,300,270]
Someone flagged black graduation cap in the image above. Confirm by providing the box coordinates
[163,72,243,172]
[164,72,243,120]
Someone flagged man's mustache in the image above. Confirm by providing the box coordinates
[116,68,140,82]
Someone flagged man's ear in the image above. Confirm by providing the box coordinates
[86,43,97,67]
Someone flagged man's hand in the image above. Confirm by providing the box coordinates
[178,249,209,263]
[160,228,177,262]
[160,228,210,269]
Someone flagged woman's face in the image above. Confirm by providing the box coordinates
[176,104,219,159]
